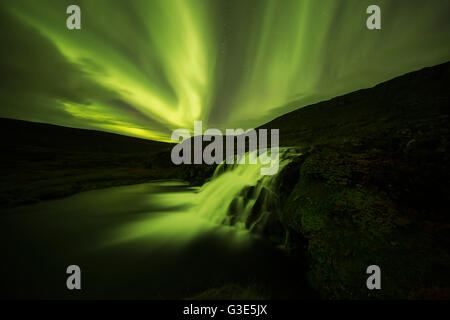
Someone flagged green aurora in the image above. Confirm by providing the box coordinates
[1,0,450,141]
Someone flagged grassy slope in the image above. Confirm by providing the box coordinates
[261,62,450,299]
[0,118,180,209]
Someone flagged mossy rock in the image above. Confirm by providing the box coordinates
[281,147,450,299]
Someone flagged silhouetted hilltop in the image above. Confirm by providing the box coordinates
[257,61,450,299]
[0,119,176,208]
[262,61,450,146]
[0,117,170,154]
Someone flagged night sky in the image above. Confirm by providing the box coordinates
[1,0,449,142]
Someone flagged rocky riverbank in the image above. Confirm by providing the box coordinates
[266,62,450,299]
[188,62,450,299]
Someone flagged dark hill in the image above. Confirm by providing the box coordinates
[258,62,450,299]
[178,61,450,300]
[0,119,177,208]
[262,61,450,147]
[0,117,170,154]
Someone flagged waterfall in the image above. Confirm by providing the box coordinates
[191,147,301,235]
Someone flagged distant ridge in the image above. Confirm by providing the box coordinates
[1,61,449,153]
[261,61,450,145]
[0,117,170,154]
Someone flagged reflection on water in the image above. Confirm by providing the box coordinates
[106,148,300,250]
[105,182,253,253]
[0,158,310,299]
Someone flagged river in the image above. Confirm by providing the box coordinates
[0,150,313,299]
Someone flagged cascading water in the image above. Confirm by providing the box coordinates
[192,147,301,235]
[0,147,309,299]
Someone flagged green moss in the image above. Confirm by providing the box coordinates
[281,147,450,299]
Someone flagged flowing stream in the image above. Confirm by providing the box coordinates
[0,148,311,299]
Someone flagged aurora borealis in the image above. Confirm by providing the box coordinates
[1,0,450,142]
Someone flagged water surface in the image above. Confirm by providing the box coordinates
[0,181,309,299]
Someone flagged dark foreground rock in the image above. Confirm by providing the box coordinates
[191,62,450,299]
[272,62,450,299]
[281,145,450,299]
